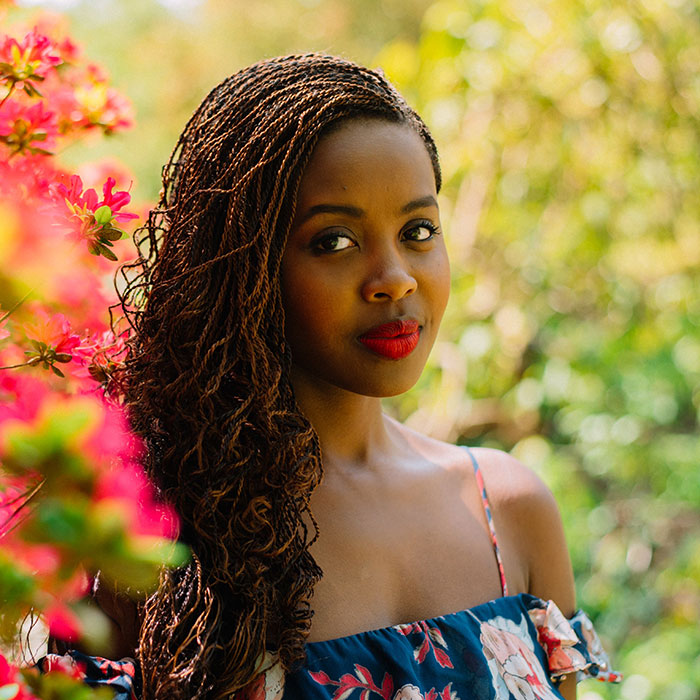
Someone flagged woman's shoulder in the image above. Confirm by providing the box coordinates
[388,417,553,507]
[388,419,575,608]
[466,446,558,513]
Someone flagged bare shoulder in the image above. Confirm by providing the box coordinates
[467,446,557,512]
[388,421,561,531]
[469,447,576,616]
[391,421,551,507]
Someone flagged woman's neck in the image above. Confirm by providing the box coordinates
[290,367,394,471]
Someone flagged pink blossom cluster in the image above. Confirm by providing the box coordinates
[0,23,138,266]
[0,8,185,699]
[0,25,133,150]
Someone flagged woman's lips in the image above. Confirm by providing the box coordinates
[358,320,421,360]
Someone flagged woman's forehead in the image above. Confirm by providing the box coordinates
[296,119,437,207]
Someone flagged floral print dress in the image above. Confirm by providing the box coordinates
[40,449,621,700]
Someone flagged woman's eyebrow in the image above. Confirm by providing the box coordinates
[299,203,364,223]
[298,196,438,224]
[399,195,438,214]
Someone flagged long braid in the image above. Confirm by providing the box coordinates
[113,54,441,700]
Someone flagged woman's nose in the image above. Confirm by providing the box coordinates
[361,251,417,302]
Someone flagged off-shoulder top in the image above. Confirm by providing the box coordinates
[39,448,621,700]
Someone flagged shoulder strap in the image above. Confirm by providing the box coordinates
[463,446,509,596]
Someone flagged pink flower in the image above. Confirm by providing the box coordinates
[73,329,128,390]
[0,98,58,156]
[56,37,81,64]
[95,461,180,539]
[51,63,133,135]
[21,306,82,378]
[0,28,61,98]
[53,173,138,260]
[100,177,139,224]
[83,402,180,539]
[30,15,82,66]
[0,151,60,200]
[0,371,48,424]
[23,307,81,357]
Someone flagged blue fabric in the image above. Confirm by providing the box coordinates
[38,595,619,699]
[284,593,569,700]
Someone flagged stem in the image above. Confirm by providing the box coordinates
[0,287,35,325]
[0,362,33,370]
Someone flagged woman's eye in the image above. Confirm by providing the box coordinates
[404,222,438,242]
[314,233,355,253]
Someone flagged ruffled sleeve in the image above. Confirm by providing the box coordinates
[527,599,623,684]
[38,651,138,700]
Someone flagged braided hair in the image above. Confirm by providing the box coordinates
[116,53,441,700]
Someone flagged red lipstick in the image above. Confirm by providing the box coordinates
[358,320,420,360]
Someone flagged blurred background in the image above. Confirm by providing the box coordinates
[11,0,700,697]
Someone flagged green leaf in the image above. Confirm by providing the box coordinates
[94,205,113,225]
[95,242,118,261]
[50,364,65,378]
[99,226,123,241]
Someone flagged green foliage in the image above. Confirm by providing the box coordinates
[22,0,699,696]
[377,1,700,697]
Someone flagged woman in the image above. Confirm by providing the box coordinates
[52,54,619,700]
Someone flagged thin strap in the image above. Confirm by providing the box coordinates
[463,446,509,596]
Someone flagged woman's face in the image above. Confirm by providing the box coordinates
[280,118,450,398]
